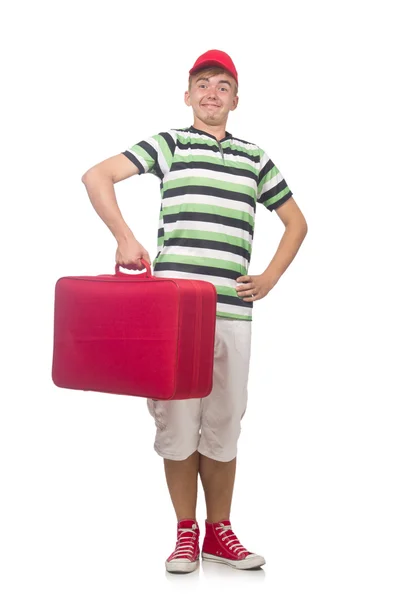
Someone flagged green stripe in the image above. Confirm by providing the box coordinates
[264,186,292,208]
[153,134,173,169]
[177,133,218,148]
[216,311,252,320]
[258,165,280,197]
[215,285,240,297]
[162,203,254,227]
[129,145,153,167]
[167,229,251,252]
[154,253,245,274]
[163,177,256,199]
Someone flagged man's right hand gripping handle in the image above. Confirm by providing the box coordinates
[116,234,152,271]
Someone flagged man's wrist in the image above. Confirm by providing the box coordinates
[115,227,136,244]
[261,268,281,289]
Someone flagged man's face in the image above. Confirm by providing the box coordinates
[184,72,239,126]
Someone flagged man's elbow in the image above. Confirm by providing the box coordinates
[288,216,308,245]
[298,219,308,241]
[81,170,93,184]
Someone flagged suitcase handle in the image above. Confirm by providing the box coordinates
[115,258,152,278]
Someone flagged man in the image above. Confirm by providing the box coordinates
[82,49,308,573]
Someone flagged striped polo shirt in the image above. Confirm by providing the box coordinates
[122,126,293,321]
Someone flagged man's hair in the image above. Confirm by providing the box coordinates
[188,66,238,95]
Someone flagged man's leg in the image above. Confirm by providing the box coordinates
[163,451,200,520]
[199,454,236,522]
[147,397,202,519]
[197,320,265,569]
[198,319,251,522]
[162,451,201,573]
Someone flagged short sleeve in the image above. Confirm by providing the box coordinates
[257,148,293,211]
[122,131,176,179]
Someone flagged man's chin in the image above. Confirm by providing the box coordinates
[201,114,220,124]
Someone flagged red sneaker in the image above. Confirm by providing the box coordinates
[202,520,266,570]
[165,519,200,573]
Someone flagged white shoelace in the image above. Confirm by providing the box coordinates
[171,525,198,559]
[216,523,247,557]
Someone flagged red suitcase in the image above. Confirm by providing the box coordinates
[52,259,217,400]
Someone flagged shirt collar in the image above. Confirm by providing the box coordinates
[188,126,233,143]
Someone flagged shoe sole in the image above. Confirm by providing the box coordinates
[165,559,200,574]
[202,552,265,570]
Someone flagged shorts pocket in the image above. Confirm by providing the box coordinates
[232,320,252,356]
[147,398,167,431]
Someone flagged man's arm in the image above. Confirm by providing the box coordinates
[81,153,152,269]
[82,153,141,184]
[264,197,308,286]
[81,154,140,242]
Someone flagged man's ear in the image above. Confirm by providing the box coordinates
[184,90,191,107]
[230,95,239,111]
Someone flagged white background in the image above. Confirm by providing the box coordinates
[1,0,396,598]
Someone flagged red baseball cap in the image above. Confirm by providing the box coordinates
[189,49,238,85]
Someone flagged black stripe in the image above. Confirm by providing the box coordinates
[218,293,251,308]
[158,227,164,237]
[232,135,256,146]
[222,147,261,163]
[122,151,145,174]
[163,185,255,210]
[175,139,260,164]
[159,132,176,156]
[163,211,254,236]
[138,140,157,161]
[154,261,243,280]
[177,140,219,153]
[266,191,293,212]
[259,180,290,204]
[258,158,275,181]
[188,126,233,142]
[163,237,251,261]
[170,160,257,181]
[138,141,164,179]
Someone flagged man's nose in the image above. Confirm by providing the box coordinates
[206,87,218,99]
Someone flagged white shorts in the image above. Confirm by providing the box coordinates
[147,317,252,462]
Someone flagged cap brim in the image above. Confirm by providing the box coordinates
[189,61,236,80]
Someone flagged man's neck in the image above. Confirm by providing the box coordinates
[191,118,228,141]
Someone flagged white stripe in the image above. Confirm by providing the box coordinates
[229,139,260,152]
[158,246,247,269]
[259,170,285,197]
[146,136,169,177]
[167,130,178,144]
[165,167,257,191]
[128,150,150,173]
[162,193,254,216]
[162,220,253,244]
[217,301,252,317]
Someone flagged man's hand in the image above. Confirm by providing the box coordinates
[235,272,277,302]
[116,235,151,271]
